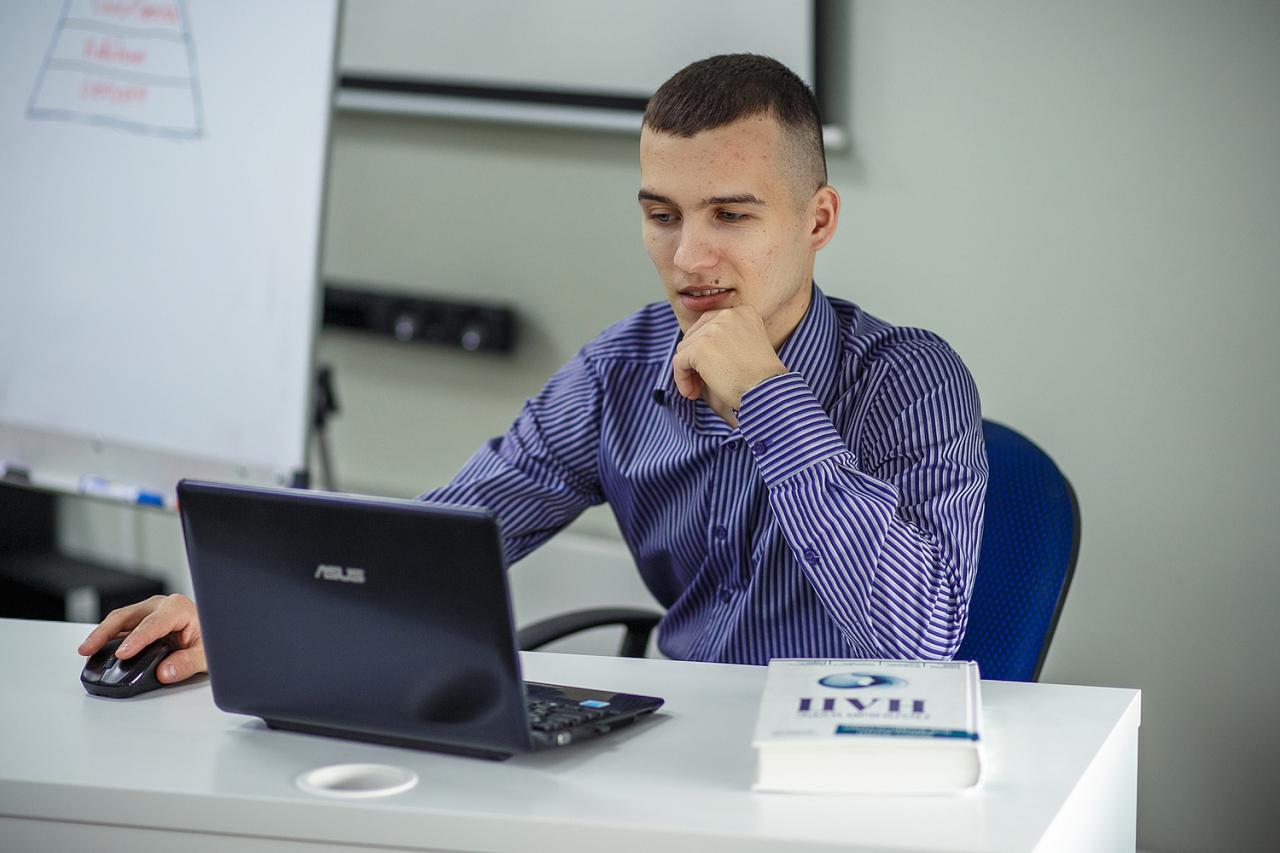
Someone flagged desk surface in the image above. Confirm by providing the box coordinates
[0,618,1140,853]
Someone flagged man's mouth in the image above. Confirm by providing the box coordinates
[677,286,735,311]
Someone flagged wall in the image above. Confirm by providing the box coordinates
[57,2,1279,851]
[828,6,1278,852]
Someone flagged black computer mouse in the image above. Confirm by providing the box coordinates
[81,633,181,698]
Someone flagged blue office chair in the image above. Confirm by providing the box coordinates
[518,420,1079,683]
[953,420,1079,681]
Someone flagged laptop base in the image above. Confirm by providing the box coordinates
[264,718,516,760]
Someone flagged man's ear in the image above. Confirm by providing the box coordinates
[808,185,840,252]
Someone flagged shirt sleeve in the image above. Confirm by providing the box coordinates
[734,342,987,660]
[417,349,606,564]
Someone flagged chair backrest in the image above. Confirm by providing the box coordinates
[954,420,1080,682]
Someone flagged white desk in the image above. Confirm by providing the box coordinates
[0,618,1139,852]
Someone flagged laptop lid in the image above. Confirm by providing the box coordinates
[177,479,534,757]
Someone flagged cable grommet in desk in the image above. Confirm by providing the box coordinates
[295,763,418,799]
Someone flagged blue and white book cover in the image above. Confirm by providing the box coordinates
[753,659,982,745]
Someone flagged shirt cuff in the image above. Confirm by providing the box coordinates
[736,372,850,486]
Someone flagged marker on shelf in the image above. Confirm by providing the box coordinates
[135,489,165,508]
[78,475,167,508]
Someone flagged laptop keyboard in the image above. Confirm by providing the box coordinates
[522,681,661,750]
[525,693,646,749]
[527,697,613,733]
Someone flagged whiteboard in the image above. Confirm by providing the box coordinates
[340,0,816,101]
[0,0,339,507]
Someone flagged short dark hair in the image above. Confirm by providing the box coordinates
[644,54,827,196]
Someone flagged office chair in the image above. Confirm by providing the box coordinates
[517,420,1080,683]
[953,420,1079,681]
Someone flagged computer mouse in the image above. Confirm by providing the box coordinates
[81,633,181,699]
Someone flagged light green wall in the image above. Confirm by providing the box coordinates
[59,2,1279,850]
[827,6,1278,852]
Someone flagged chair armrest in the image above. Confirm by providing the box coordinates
[517,608,661,658]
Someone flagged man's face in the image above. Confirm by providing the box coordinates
[638,114,821,348]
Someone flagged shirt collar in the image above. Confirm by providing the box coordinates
[653,325,720,434]
[653,328,682,409]
[650,282,842,424]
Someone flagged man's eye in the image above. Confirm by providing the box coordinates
[648,211,675,225]
[718,211,748,223]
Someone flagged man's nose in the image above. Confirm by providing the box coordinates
[672,224,718,274]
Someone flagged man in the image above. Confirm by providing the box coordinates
[80,54,987,679]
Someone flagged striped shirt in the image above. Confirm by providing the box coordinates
[421,285,987,665]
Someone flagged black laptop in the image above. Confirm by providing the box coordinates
[177,480,663,759]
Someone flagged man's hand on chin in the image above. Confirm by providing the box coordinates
[672,306,789,427]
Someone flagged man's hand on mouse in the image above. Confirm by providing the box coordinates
[672,306,789,427]
[78,594,207,684]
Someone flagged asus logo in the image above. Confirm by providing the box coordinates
[314,564,366,584]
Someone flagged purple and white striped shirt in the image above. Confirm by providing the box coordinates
[421,285,987,665]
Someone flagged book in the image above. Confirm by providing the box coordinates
[752,658,983,794]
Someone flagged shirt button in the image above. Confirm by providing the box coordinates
[718,586,734,603]
[725,440,740,451]
[803,547,820,565]
[753,439,769,456]
[713,524,728,541]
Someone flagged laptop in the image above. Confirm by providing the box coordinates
[177,480,664,759]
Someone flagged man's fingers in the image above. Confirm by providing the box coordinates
[155,646,207,684]
[674,368,702,400]
[672,350,703,400]
[77,596,163,656]
[115,610,174,659]
[676,310,721,351]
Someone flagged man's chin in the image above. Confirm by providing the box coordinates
[666,297,693,328]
